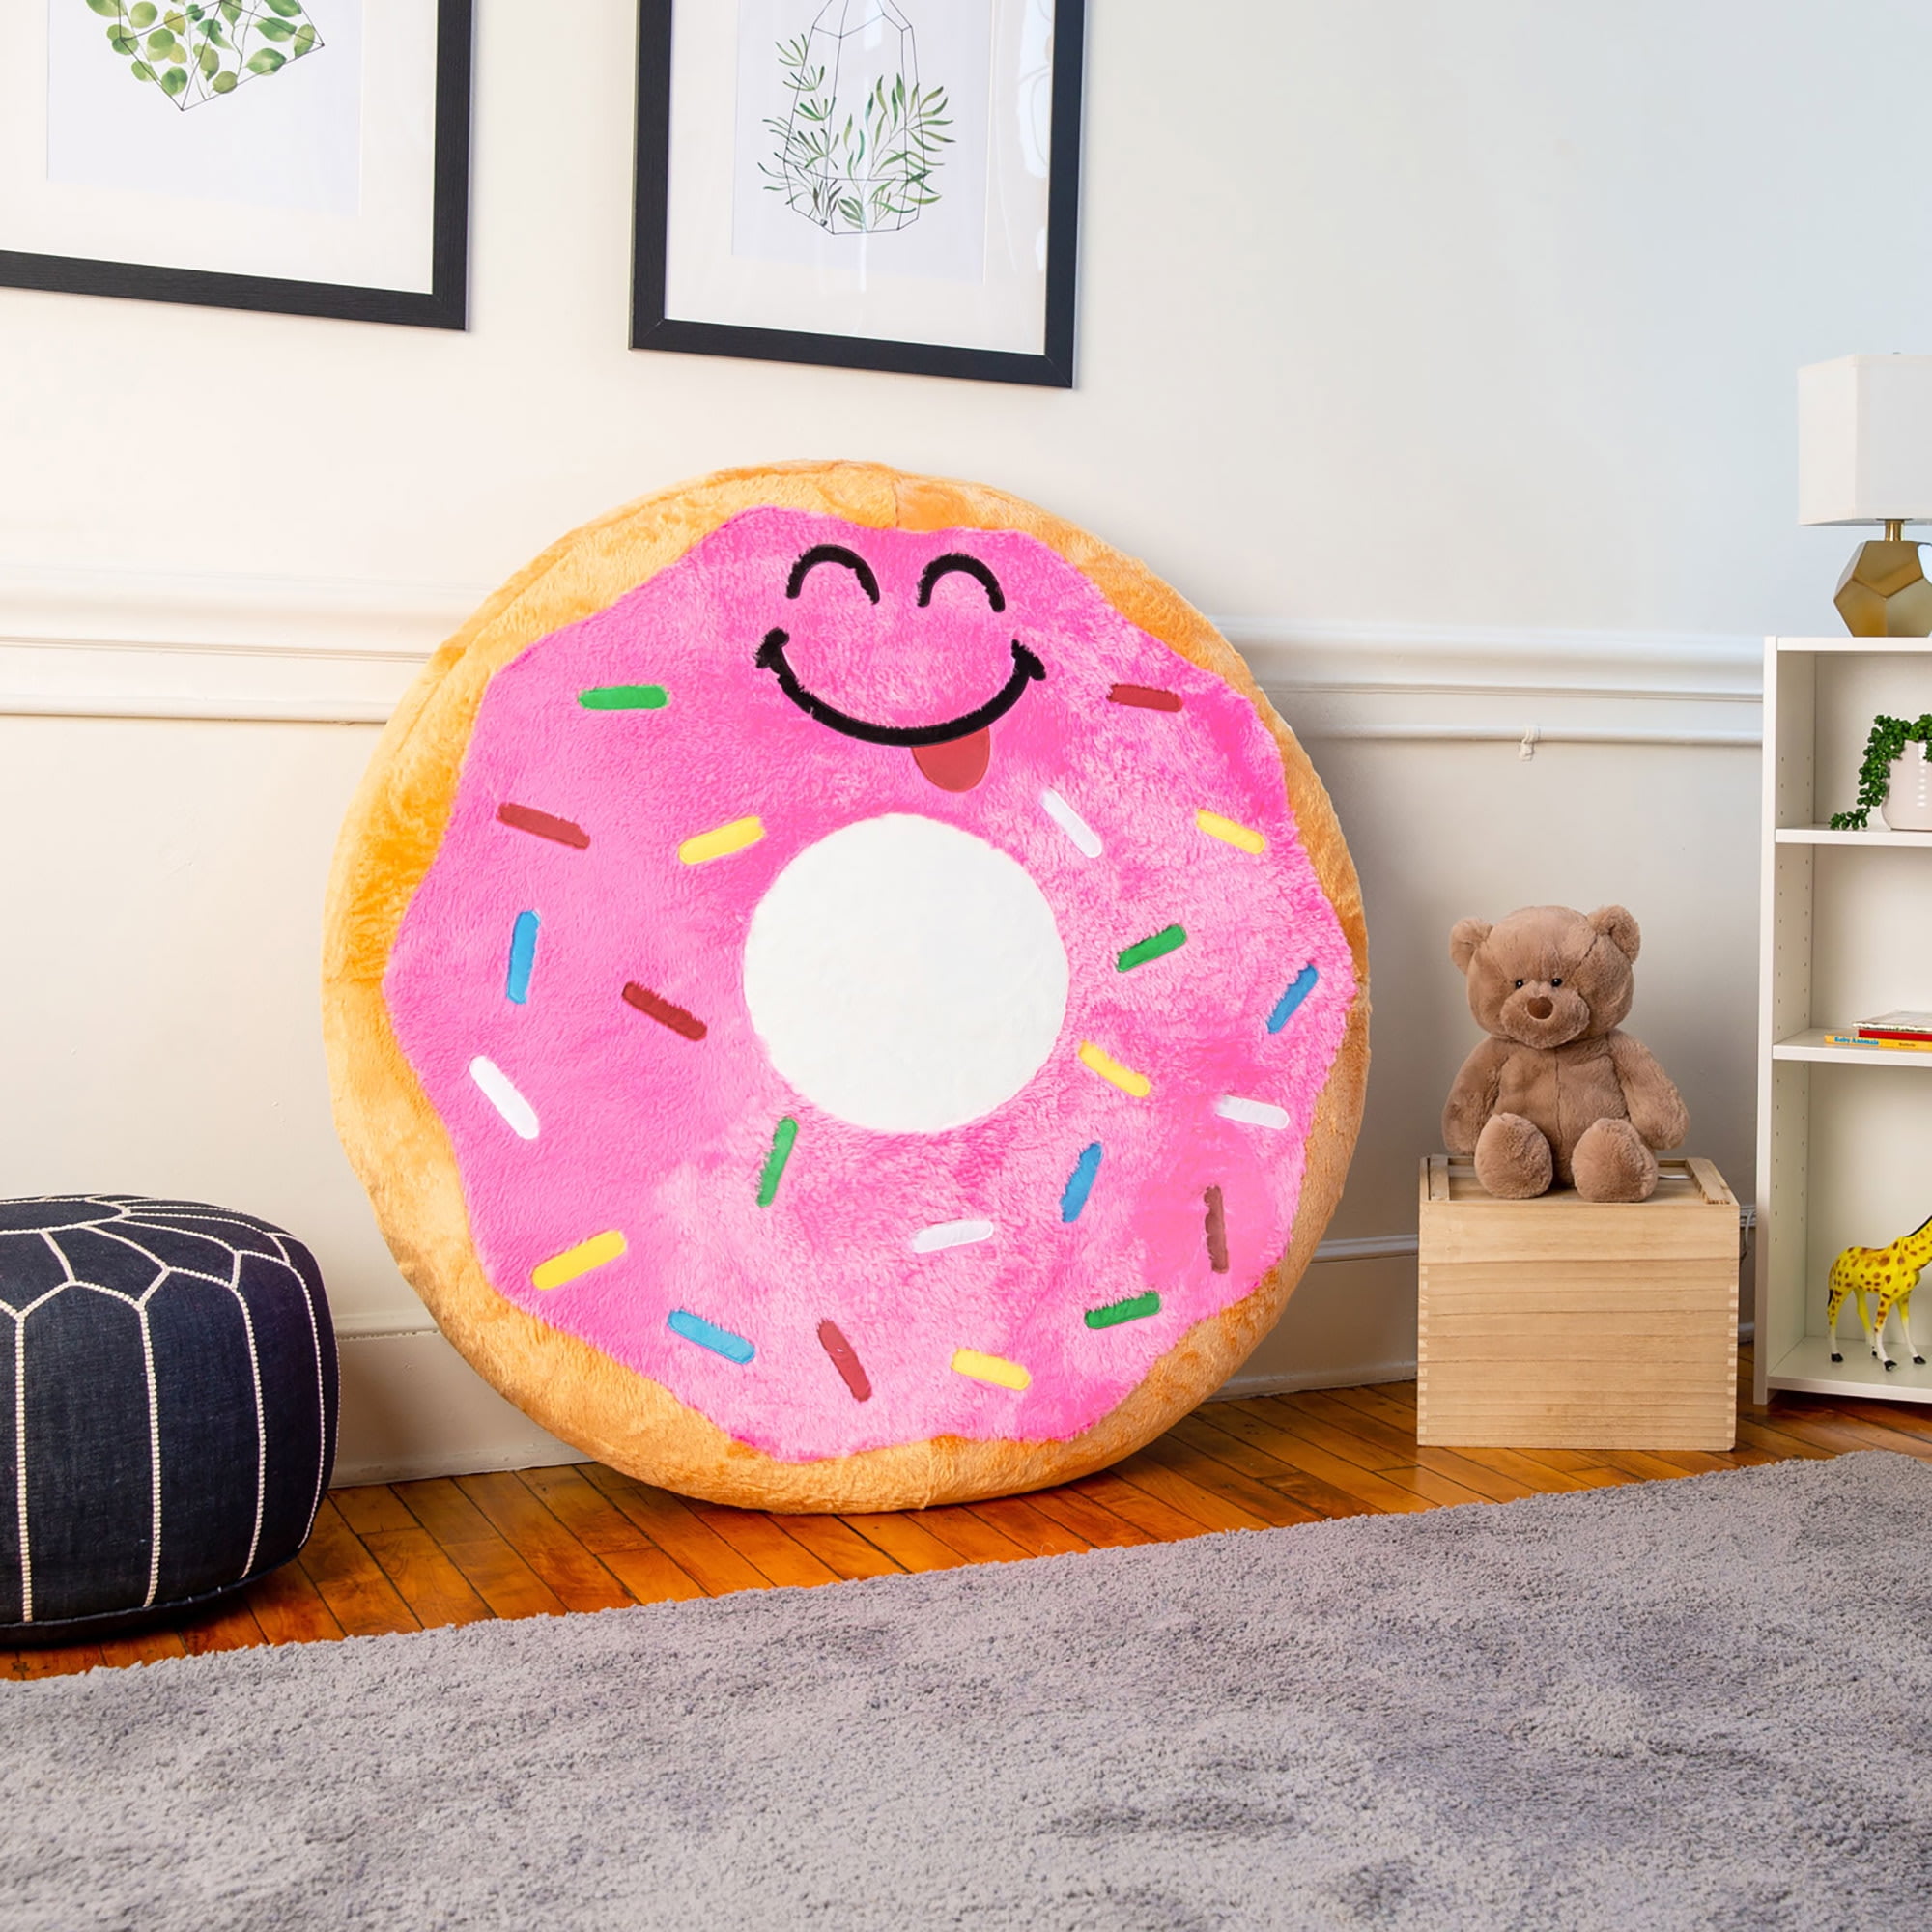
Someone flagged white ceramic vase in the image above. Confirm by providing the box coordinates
[1881,739,1932,831]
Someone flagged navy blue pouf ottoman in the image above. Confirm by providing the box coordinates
[0,1196,338,1643]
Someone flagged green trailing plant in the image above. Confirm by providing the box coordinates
[1829,712,1932,829]
[760,33,952,234]
[83,0,320,109]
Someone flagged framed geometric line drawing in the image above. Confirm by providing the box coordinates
[0,0,472,330]
[633,0,1084,387]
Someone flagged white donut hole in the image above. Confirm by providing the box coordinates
[743,813,1069,1135]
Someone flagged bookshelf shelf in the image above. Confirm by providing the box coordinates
[1772,1030,1932,1066]
[1774,826,1932,846]
[1775,636,1932,655]
[1764,1334,1932,1401]
[1756,636,1932,1407]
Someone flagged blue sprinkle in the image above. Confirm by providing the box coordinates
[668,1308,755,1364]
[1267,965,1320,1035]
[1060,1142,1104,1223]
[505,910,541,1005]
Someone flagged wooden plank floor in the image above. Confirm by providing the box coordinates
[8,1344,1923,1680]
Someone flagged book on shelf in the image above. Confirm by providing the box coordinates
[1823,1031,1932,1052]
[1856,1009,1932,1042]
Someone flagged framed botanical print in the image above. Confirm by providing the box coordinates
[0,0,471,329]
[633,0,1084,387]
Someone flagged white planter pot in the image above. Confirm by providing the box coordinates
[1881,739,1932,831]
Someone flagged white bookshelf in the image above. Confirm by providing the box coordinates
[1755,637,1932,1406]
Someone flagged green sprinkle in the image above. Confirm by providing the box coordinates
[756,1117,798,1207]
[578,685,668,710]
[1116,925,1187,973]
[1084,1291,1161,1330]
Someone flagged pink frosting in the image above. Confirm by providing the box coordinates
[385,509,1354,1463]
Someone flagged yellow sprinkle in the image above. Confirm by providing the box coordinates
[952,1348,1032,1391]
[1196,808,1266,855]
[1078,1040,1151,1097]
[532,1229,627,1292]
[678,816,765,865]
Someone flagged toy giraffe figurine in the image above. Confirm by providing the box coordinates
[1827,1212,1932,1371]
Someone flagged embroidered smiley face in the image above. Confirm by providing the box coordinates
[755,543,1047,791]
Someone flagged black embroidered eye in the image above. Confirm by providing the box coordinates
[917,553,1006,612]
[1550,978,1562,986]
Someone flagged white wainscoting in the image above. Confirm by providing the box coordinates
[1,561,1764,737]
[0,563,1764,1482]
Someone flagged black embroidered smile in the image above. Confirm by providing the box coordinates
[756,632,1045,746]
[754,543,1046,748]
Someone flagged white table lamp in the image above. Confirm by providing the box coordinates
[1799,355,1932,636]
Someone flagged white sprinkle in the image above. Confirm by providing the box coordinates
[911,1218,996,1254]
[470,1056,539,1140]
[1040,788,1102,858]
[1215,1094,1290,1130]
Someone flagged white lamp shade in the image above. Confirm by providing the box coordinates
[1799,355,1932,526]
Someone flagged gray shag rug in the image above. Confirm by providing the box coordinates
[5,1452,1930,1932]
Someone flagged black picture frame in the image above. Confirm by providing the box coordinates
[632,0,1084,387]
[0,0,472,331]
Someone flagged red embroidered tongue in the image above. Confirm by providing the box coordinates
[912,728,991,792]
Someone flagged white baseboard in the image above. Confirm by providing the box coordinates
[329,1236,1425,1487]
[332,1329,578,1488]
[1208,1360,1418,1402]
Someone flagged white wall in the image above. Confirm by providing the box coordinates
[4,0,1929,1479]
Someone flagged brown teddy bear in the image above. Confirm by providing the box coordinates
[1442,904,1689,1202]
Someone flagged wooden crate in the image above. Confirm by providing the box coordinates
[1417,1155,1740,1451]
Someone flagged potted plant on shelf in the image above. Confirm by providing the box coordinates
[1830,713,1932,831]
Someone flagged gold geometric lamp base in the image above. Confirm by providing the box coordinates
[1834,522,1932,638]
[1801,356,1932,636]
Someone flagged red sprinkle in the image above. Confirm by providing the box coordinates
[497,802,590,848]
[1204,1185,1229,1274]
[817,1320,872,1402]
[622,982,707,1041]
[1108,683,1184,712]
